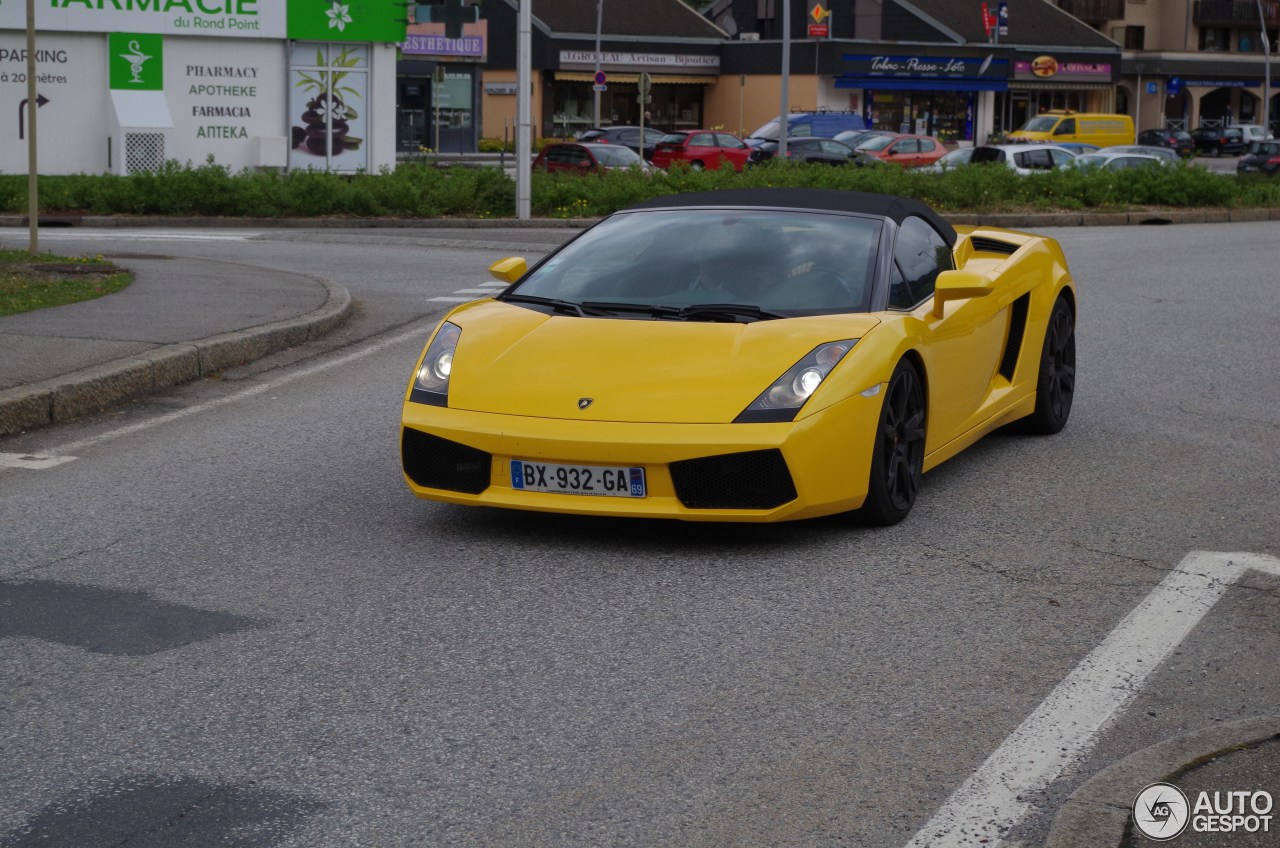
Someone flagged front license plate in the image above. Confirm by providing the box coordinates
[510,460,646,498]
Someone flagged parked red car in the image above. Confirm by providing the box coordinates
[532,142,650,174]
[856,133,950,168]
[649,130,752,171]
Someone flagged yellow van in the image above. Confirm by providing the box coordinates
[1007,111,1135,147]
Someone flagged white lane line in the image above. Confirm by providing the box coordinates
[428,296,475,303]
[904,550,1280,848]
[0,452,78,470]
[476,282,507,288]
[452,288,497,295]
[38,320,435,458]
[14,231,261,242]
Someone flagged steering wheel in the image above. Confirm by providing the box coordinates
[784,262,860,305]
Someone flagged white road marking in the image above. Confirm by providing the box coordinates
[476,282,507,288]
[10,231,262,243]
[428,296,475,303]
[452,288,497,295]
[904,550,1280,848]
[0,452,78,470]
[30,320,435,459]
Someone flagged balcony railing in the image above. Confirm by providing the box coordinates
[1055,0,1126,24]
[1194,0,1280,27]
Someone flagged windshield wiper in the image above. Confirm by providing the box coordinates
[501,294,614,317]
[677,303,787,322]
[581,301,681,319]
[582,301,785,322]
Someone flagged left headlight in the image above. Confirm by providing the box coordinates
[410,321,461,406]
[735,340,856,423]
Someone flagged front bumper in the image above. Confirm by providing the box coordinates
[400,394,883,522]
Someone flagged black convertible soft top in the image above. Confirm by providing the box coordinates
[623,188,957,247]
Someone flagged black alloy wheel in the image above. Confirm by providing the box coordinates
[1026,297,1076,435]
[859,359,926,526]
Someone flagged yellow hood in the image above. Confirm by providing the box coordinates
[444,301,881,423]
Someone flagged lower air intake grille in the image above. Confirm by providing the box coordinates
[402,428,491,494]
[669,449,797,510]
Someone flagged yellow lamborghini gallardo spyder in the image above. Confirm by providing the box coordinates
[401,189,1076,524]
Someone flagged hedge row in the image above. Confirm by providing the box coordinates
[3,157,1279,220]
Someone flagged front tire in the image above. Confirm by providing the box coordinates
[859,359,926,526]
[1025,296,1076,435]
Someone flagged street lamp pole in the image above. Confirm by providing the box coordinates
[516,0,531,220]
[779,0,790,160]
[26,0,39,254]
[593,0,602,127]
[1256,0,1272,134]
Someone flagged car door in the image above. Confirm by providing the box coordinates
[714,133,750,170]
[893,216,1013,446]
[915,138,939,167]
[685,132,719,168]
[886,138,919,166]
[819,139,852,165]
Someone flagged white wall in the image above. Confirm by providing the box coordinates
[166,38,288,171]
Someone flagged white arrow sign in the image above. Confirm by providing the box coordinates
[906,550,1280,848]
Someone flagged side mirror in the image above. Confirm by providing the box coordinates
[933,269,992,317]
[489,257,527,284]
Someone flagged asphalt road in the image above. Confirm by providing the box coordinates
[1,222,1277,847]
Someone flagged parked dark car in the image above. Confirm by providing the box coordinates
[1190,126,1248,157]
[1237,140,1280,175]
[1137,128,1196,157]
[746,137,884,167]
[532,142,651,174]
[576,126,668,159]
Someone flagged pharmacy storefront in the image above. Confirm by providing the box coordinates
[0,0,404,176]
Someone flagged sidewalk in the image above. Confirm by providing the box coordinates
[0,255,350,437]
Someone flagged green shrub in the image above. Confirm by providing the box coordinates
[2,158,1277,219]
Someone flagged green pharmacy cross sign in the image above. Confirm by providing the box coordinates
[416,0,478,39]
[109,32,164,90]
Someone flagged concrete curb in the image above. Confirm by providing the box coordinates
[0,276,351,438]
[0,216,596,229]
[4,209,1279,231]
[1044,716,1280,848]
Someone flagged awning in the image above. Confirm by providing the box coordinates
[1011,81,1114,91]
[110,90,173,129]
[554,72,714,84]
[836,76,1007,92]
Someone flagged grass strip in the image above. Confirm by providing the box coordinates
[0,250,132,317]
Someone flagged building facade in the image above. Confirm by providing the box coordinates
[2,1,406,176]
[1055,0,1278,132]
[707,0,1121,143]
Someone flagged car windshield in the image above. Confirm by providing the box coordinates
[658,133,689,144]
[506,209,882,318]
[593,146,642,167]
[748,119,782,140]
[970,147,1007,164]
[857,135,896,151]
[1073,154,1108,167]
[1021,116,1060,132]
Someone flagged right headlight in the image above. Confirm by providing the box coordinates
[410,322,461,406]
[735,340,856,423]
